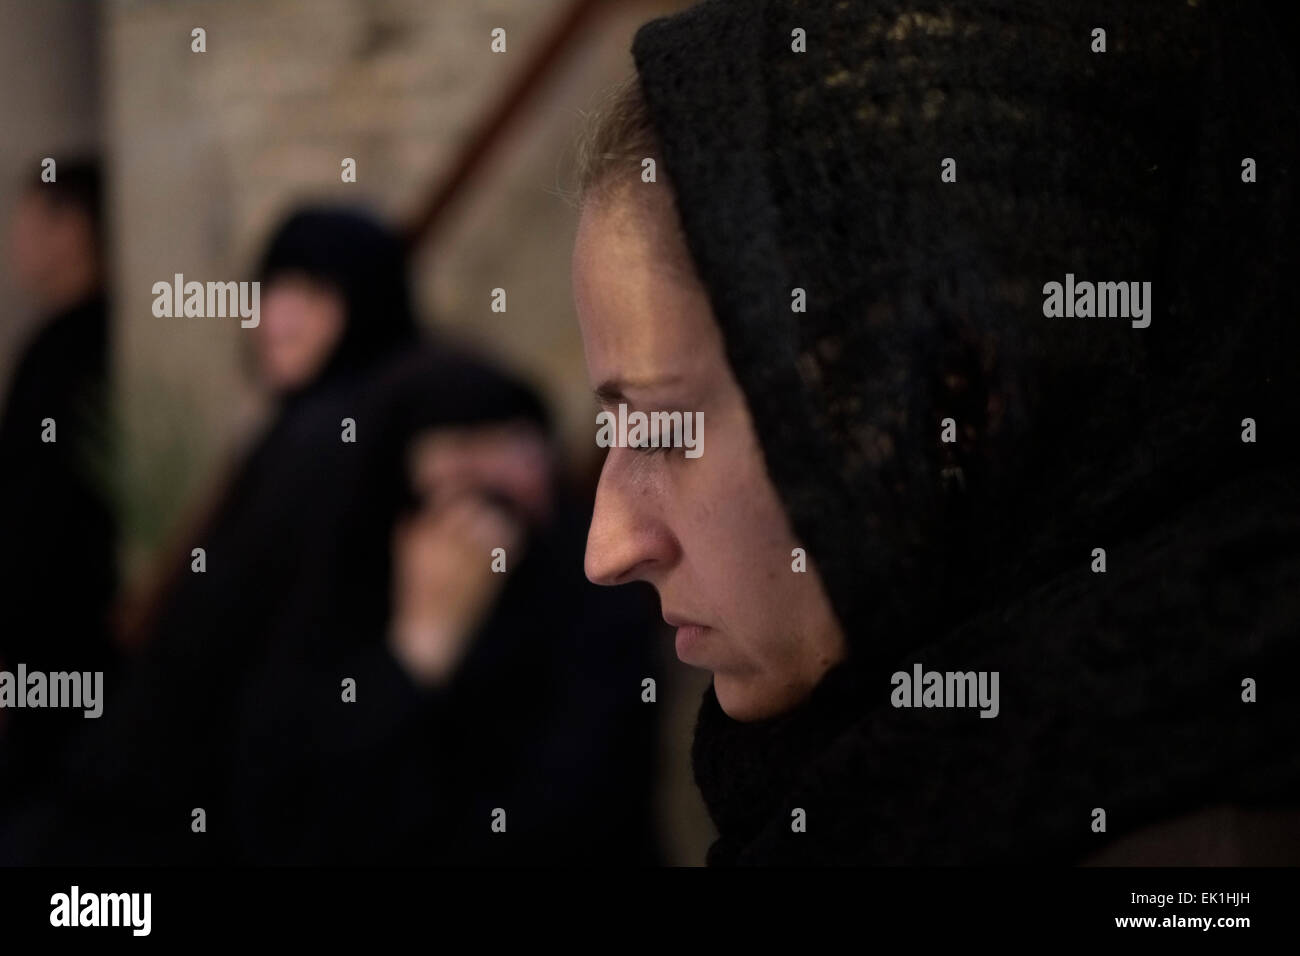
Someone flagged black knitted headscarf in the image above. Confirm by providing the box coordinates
[628,0,1300,863]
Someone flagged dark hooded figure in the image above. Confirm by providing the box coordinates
[229,345,660,864]
[0,160,118,800]
[572,0,1300,864]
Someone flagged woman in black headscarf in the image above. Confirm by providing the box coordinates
[120,206,423,661]
[571,0,1300,864]
[229,345,660,865]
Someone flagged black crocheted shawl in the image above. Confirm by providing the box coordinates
[631,0,1300,863]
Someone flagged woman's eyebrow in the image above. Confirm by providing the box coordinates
[594,375,684,407]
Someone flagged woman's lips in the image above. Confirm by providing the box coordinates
[663,612,712,662]
[670,623,711,662]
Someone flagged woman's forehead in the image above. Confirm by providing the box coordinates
[576,229,719,381]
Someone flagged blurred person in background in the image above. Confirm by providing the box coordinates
[1,203,658,865]
[231,346,660,864]
[0,159,119,804]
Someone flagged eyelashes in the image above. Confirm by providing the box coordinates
[593,402,700,459]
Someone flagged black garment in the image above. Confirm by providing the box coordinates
[630,0,1300,862]
[693,464,1300,864]
[0,293,118,797]
[4,367,387,864]
[230,346,661,865]
[0,207,421,863]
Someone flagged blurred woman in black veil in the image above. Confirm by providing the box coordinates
[232,346,660,864]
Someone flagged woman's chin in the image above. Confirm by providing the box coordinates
[713,674,788,722]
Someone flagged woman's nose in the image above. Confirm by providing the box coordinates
[584,455,677,586]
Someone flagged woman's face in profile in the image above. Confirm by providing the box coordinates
[573,184,847,721]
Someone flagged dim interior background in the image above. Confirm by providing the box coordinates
[0,0,713,865]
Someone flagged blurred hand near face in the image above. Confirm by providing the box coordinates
[406,422,553,527]
[387,421,552,686]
